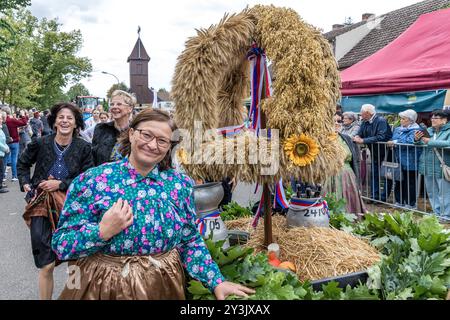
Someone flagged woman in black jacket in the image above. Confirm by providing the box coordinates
[17,102,93,300]
[91,90,136,166]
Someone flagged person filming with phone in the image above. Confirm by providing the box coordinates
[414,109,450,220]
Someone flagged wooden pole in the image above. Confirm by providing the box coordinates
[260,68,273,247]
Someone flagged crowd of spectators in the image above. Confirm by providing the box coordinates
[334,103,450,221]
[0,104,113,190]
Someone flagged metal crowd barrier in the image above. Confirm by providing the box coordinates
[359,141,450,222]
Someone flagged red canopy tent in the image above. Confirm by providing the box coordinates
[341,8,450,96]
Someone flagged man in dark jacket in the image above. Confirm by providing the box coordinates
[353,104,393,202]
[30,112,43,139]
[41,110,52,136]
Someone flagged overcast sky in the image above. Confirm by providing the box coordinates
[29,0,419,99]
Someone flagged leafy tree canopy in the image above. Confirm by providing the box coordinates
[0,0,30,13]
[0,8,92,110]
[66,83,91,102]
[106,82,129,100]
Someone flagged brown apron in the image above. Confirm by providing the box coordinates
[59,249,186,300]
[23,189,66,267]
[23,189,65,230]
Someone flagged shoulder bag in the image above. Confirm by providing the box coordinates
[380,151,402,181]
[433,149,450,182]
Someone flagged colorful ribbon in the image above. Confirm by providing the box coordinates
[273,179,289,209]
[251,194,265,228]
[196,210,221,236]
[247,44,272,135]
[247,44,286,228]
[289,198,330,218]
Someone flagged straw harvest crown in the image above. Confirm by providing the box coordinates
[172,5,345,184]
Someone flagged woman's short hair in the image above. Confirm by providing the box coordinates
[119,108,178,171]
[47,102,84,135]
[342,111,358,122]
[0,111,6,120]
[111,90,137,108]
[99,111,109,118]
[398,109,418,123]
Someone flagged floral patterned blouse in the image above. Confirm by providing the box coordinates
[51,157,225,291]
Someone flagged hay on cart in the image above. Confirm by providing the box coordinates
[226,215,380,281]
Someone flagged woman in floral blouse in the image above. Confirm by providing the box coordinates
[52,108,253,300]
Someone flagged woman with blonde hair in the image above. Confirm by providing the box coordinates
[92,90,136,166]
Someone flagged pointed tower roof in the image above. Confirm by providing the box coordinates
[127,37,150,62]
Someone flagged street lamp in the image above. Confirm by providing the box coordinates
[101,71,120,85]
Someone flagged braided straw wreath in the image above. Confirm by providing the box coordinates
[172,5,345,184]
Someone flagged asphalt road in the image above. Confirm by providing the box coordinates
[0,178,67,300]
[0,174,259,300]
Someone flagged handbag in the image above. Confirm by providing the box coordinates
[433,149,450,182]
[380,153,403,181]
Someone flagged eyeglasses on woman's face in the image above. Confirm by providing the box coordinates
[134,128,171,149]
[110,102,129,108]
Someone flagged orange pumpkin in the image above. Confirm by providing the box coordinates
[278,261,296,272]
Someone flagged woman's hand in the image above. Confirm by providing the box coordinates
[415,130,424,142]
[421,137,431,144]
[38,179,61,192]
[386,140,395,148]
[214,281,255,300]
[99,198,134,241]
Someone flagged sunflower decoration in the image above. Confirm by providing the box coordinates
[284,134,320,167]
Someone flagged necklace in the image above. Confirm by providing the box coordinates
[53,139,72,158]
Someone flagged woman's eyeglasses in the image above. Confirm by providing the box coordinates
[135,129,172,148]
[110,102,129,107]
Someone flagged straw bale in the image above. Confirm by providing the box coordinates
[226,216,380,281]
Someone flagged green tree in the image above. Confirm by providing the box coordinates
[106,82,129,100]
[0,0,30,67]
[31,17,92,108]
[157,88,171,101]
[66,83,90,102]
[0,0,30,11]
[0,9,92,109]
[0,9,39,107]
